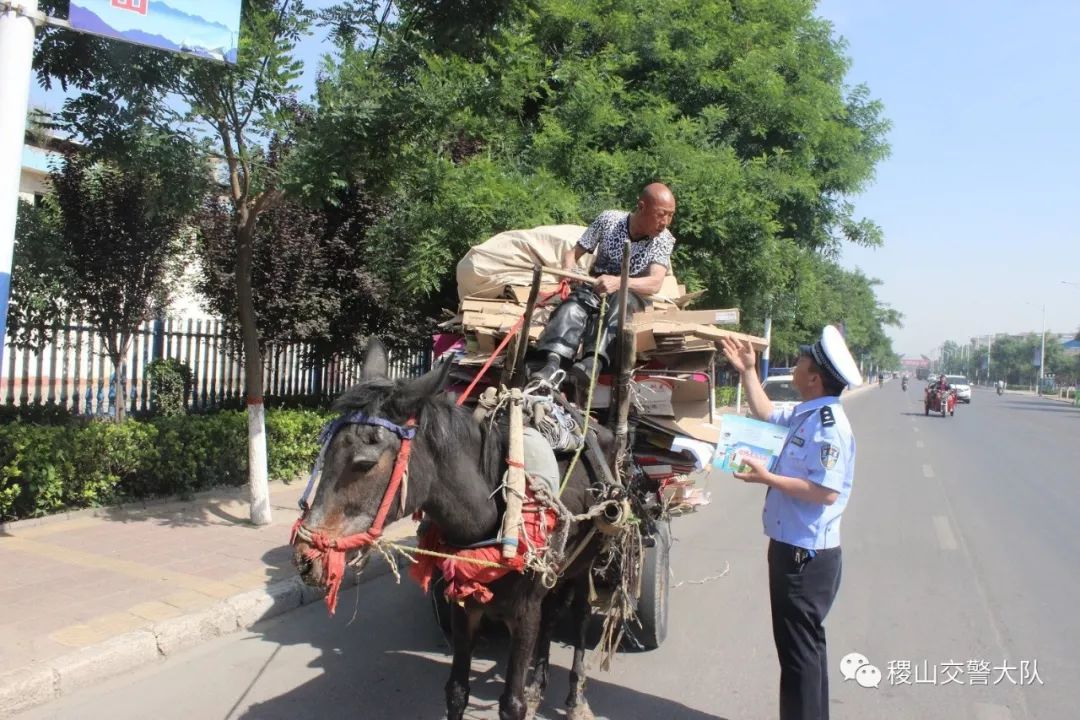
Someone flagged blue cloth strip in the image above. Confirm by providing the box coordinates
[299,411,417,510]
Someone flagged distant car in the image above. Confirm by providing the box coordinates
[944,374,972,403]
[761,374,800,415]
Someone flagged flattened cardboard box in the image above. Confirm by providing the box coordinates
[638,308,741,326]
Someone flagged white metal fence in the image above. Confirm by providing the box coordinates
[1,317,431,415]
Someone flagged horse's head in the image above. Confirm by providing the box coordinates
[292,338,453,595]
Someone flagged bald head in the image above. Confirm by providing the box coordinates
[640,182,675,207]
[632,182,676,237]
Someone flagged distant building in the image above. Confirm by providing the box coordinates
[19,144,53,205]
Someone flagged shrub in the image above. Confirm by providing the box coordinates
[715,385,738,408]
[0,408,333,521]
[146,358,194,416]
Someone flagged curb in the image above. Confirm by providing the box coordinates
[0,544,410,718]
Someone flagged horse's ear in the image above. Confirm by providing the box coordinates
[397,358,454,409]
[362,338,389,379]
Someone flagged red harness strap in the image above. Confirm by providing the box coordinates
[291,418,416,615]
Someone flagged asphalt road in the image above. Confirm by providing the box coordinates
[19,384,1080,720]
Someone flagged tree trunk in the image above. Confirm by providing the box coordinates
[109,334,132,423]
[237,206,271,526]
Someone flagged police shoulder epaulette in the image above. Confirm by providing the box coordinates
[819,406,835,427]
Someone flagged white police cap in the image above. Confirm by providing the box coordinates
[804,325,862,389]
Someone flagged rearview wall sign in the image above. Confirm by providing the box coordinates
[68,0,242,63]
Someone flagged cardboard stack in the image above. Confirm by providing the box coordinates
[440,262,771,515]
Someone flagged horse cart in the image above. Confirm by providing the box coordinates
[290,227,764,720]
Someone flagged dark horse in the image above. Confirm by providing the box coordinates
[293,340,612,720]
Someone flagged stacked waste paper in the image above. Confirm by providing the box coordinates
[435,226,767,512]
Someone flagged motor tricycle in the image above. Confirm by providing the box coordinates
[925,385,956,417]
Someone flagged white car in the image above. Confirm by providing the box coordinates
[761,374,800,415]
[944,374,972,403]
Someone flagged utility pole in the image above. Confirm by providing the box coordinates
[0,1,39,370]
[1038,304,1046,394]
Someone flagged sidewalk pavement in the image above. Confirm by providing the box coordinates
[0,481,417,717]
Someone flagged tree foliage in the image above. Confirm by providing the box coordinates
[194,182,428,358]
[27,0,901,374]
[295,0,894,350]
[948,333,1073,386]
[8,200,73,350]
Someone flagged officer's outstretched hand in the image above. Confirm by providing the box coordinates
[720,337,756,375]
[733,455,772,485]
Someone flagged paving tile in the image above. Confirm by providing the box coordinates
[126,601,183,622]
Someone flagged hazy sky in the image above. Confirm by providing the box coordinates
[816,0,1080,358]
[28,2,1080,360]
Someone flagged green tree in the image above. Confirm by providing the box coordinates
[7,200,74,351]
[48,127,208,421]
[298,0,891,318]
[35,0,319,524]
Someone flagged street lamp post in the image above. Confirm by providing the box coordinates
[1036,304,1046,394]
[1023,301,1047,394]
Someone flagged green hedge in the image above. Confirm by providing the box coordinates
[0,409,330,521]
[715,385,738,408]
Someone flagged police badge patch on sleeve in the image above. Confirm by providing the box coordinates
[820,443,839,469]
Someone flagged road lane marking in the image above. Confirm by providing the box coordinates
[974,703,1014,720]
[913,426,921,432]
[916,440,925,448]
[922,464,934,478]
[933,515,958,550]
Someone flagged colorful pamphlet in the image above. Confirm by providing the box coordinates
[712,415,790,473]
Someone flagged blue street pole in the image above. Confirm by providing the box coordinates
[0,2,39,370]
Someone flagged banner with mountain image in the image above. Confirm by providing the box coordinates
[68,1,241,63]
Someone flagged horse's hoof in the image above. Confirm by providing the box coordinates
[525,692,541,719]
[567,703,595,720]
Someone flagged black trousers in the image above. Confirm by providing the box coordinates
[534,284,645,365]
[768,539,843,720]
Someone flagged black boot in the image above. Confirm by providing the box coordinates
[531,353,563,383]
[570,355,600,388]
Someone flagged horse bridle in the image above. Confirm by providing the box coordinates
[290,411,417,615]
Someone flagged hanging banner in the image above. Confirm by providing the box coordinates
[68,0,241,63]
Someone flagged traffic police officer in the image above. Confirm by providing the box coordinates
[720,325,861,720]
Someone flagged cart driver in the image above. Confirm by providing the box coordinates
[531,183,676,387]
[721,325,862,720]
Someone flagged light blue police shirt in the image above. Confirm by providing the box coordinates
[762,395,856,550]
